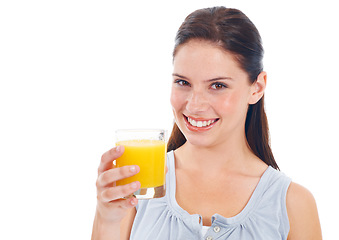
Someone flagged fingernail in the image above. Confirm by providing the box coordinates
[129,165,136,173]
[116,145,121,152]
[130,198,137,206]
[131,182,138,189]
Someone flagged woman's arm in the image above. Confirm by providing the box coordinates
[286,182,322,240]
[92,211,120,240]
[120,207,137,240]
[91,146,140,240]
[91,207,136,240]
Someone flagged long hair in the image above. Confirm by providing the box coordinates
[167,6,279,170]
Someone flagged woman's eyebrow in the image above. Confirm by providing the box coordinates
[172,73,189,79]
[205,77,234,82]
[172,73,233,81]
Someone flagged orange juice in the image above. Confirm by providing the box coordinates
[115,139,166,188]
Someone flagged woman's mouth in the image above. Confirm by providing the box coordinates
[183,115,219,131]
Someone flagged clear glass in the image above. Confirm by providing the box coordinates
[115,129,167,199]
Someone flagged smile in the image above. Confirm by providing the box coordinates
[187,117,217,127]
[183,115,219,131]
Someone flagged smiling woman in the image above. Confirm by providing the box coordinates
[167,9,278,169]
[170,39,265,151]
[92,6,322,240]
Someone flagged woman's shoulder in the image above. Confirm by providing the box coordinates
[286,182,317,217]
[286,182,315,204]
[286,182,322,239]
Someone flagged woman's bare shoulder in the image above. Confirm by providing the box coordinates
[286,182,322,240]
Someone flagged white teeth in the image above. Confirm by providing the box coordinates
[187,117,216,127]
[191,119,196,126]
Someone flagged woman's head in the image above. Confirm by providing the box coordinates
[168,6,279,170]
[171,39,266,149]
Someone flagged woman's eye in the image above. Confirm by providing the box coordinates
[175,79,191,86]
[211,82,227,90]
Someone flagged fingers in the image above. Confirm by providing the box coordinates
[100,181,141,202]
[121,196,138,208]
[97,165,140,188]
[106,197,139,209]
[98,145,125,175]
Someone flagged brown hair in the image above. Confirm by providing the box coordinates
[167,6,279,170]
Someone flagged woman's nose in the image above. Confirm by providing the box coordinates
[186,90,209,113]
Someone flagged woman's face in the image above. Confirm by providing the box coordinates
[170,39,262,148]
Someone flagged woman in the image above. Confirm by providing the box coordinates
[92,7,322,239]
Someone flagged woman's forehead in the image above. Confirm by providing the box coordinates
[173,40,247,81]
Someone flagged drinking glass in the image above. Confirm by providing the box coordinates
[115,129,167,199]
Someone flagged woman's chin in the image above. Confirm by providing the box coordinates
[182,134,215,149]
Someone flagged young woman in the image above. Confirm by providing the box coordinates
[92,7,322,240]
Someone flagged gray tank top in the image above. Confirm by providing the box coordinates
[131,151,291,240]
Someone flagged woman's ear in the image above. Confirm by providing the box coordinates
[249,71,267,105]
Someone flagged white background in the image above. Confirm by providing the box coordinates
[0,0,338,239]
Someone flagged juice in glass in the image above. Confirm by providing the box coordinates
[115,129,167,199]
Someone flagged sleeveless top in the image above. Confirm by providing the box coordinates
[130,151,292,240]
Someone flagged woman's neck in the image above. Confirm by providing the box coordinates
[174,136,263,175]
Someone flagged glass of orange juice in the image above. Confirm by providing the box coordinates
[115,129,167,199]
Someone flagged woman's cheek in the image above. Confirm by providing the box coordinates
[213,95,235,114]
[218,94,250,122]
[170,89,186,110]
